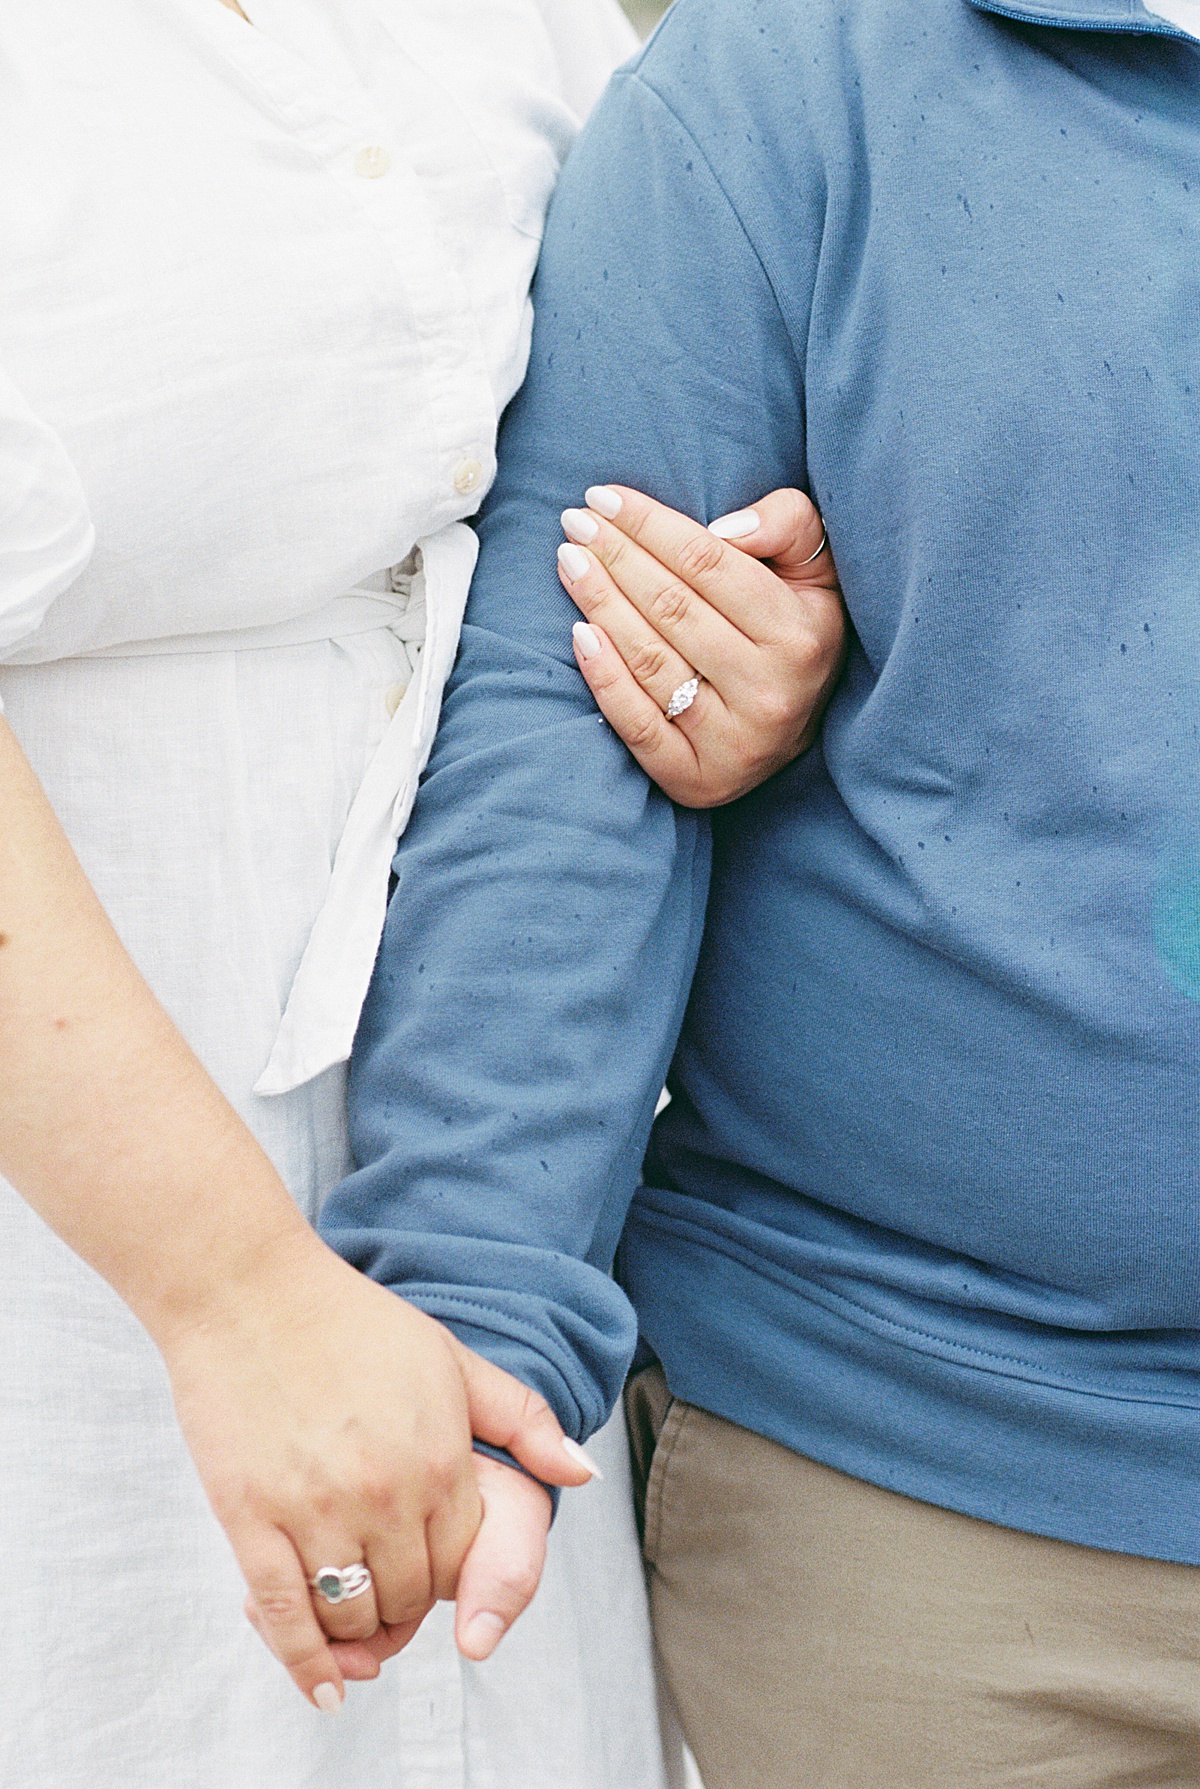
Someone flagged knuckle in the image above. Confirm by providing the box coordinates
[617,500,653,545]
[789,631,826,678]
[337,1608,379,1641]
[603,533,637,582]
[253,1586,311,1630]
[620,711,664,754]
[587,660,624,696]
[381,1602,434,1637]
[752,685,802,736]
[519,1385,554,1426]
[649,579,693,630]
[516,1386,557,1442]
[675,531,725,583]
[423,1446,462,1504]
[308,1486,340,1523]
[785,487,813,530]
[377,1563,429,1613]
[489,1558,541,1611]
[356,1460,404,1516]
[571,577,603,614]
[280,1634,329,1673]
[624,638,672,684]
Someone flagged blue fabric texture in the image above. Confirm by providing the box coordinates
[321,0,1200,1560]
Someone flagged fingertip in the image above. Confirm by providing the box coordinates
[561,1437,604,1482]
[708,506,760,541]
[558,542,590,582]
[572,621,603,662]
[584,484,623,519]
[458,1610,508,1661]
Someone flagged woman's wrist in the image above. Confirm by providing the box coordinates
[127,1151,328,1355]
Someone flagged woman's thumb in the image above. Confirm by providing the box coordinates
[709,487,831,580]
[454,1342,603,1488]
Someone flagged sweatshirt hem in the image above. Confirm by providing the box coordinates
[620,1200,1200,1565]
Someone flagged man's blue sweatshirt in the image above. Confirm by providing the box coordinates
[321,0,1200,1560]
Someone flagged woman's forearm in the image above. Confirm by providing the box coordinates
[0,714,315,1345]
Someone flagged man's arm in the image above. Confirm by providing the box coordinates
[320,54,811,1441]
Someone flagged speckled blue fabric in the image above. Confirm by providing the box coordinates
[323,0,1200,1561]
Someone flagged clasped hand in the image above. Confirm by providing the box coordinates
[161,487,842,1715]
[160,1234,593,1710]
[557,484,846,807]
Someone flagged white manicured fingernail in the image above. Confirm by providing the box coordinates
[573,622,602,660]
[585,485,622,519]
[558,543,590,581]
[562,1437,604,1480]
[709,507,760,540]
[561,507,599,544]
[312,1682,343,1714]
[462,1612,508,1658]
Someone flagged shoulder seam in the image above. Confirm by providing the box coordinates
[610,67,808,392]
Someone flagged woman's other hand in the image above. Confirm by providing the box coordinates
[326,1445,564,1682]
[556,485,846,808]
[162,1239,593,1707]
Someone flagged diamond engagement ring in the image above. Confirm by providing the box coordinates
[309,1564,374,1605]
[665,675,701,720]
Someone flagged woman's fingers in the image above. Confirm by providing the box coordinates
[164,1255,488,1710]
[454,1457,554,1662]
[709,487,835,586]
[577,485,804,645]
[328,1615,428,1680]
[424,1463,492,1604]
[557,536,700,713]
[451,1336,604,1490]
[237,1526,345,1712]
[291,1539,382,1644]
[560,506,762,692]
[557,482,848,808]
[568,622,711,805]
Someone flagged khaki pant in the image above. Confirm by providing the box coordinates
[626,1365,1200,1789]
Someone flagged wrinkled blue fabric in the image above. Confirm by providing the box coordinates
[322,0,1200,1561]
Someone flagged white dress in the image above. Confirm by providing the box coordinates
[0,4,679,1785]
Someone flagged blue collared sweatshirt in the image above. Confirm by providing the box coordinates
[322,0,1200,1560]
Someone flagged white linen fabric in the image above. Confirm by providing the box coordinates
[0,3,678,1785]
[1147,0,1200,36]
[0,368,94,660]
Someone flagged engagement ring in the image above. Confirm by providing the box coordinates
[665,675,701,720]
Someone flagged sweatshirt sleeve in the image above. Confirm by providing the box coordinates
[318,63,809,1442]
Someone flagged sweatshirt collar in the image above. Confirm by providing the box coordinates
[965,0,1188,35]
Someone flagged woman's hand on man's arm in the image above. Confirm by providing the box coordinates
[558,484,846,808]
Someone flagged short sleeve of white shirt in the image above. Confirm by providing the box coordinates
[0,369,93,677]
[530,0,640,120]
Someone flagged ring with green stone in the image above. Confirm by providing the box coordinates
[309,1563,373,1605]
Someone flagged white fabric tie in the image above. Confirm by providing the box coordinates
[256,521,479,1095]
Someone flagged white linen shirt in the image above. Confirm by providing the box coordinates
[0,15,676,1785]
[0,0,636,1094]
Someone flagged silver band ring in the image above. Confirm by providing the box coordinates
[665,675,701,720]
[797,525,828,567]
[309,1564,373,1605]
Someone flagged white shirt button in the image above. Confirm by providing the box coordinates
[354,146,391,180]
[453,457,483,495]
[384,681,407,718]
